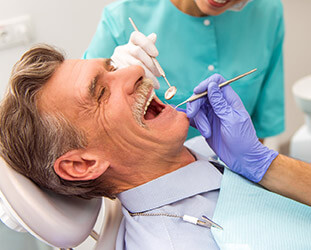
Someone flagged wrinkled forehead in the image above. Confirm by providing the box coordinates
[36,58,116,128]
[36,60,88,118]
[37,59,107,111]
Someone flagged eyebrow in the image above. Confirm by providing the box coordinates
[88,59,111,98]
[88,74,99,98]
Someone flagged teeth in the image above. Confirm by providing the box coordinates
[143,91,155,116]
[213,0,227,3]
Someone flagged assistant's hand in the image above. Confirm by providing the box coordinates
[111,31,161,89]
[186,74,278,182]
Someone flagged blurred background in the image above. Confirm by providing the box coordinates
[0,0,310,249]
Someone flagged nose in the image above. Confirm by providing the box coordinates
[108,65,145,95]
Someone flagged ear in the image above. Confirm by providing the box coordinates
[54,149,110,181]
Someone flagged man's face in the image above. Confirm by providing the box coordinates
[195,0,247,16]
[38,59,189,166]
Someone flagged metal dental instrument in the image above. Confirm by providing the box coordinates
[129,17,177,100]
[175,68,257,108]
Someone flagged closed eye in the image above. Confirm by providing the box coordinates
[97,87,106,103]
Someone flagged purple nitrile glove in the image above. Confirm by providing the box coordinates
[176,107,186,113]
[186,74,278,182]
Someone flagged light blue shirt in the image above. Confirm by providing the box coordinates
[83,0,285,139]
[116,149,222,250]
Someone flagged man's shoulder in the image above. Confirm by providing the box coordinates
[184,136,215,159]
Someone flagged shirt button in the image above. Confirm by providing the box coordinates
[203,19,211,26]
[208,65,215,71]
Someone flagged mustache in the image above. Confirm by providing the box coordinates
[132,78,154,127]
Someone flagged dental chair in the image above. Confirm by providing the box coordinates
[0,157,123,250]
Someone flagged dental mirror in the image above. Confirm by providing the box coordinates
[164,81,177,100]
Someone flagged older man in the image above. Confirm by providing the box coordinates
[0,45,310,250]
[0,44,222,249]
[0,44,195,199]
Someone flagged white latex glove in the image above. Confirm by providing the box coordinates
[111,31,161,89]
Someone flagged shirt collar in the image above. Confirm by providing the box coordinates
[117,149,222,213]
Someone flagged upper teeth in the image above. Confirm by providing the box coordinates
[213,0,227,3]
[143,90,155,116]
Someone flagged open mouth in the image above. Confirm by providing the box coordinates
[143,91,165,121]
[207,0,230,7]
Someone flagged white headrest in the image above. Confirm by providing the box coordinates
[0,157,102,248]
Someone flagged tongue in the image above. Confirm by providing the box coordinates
[144,105,158,120]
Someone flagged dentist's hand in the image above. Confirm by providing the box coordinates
[111,31,161,89]
[186,74,278,182]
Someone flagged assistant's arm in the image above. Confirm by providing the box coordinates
[83,8,119,59]
[260,154,311,206]
[186,74,311,205]
[252,4,285,139]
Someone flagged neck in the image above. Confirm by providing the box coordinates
[109,146,196,194]
[170,0,206,17]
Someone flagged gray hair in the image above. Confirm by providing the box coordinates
[0,44,115,199]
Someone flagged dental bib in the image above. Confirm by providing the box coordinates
[211,168,311,250]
